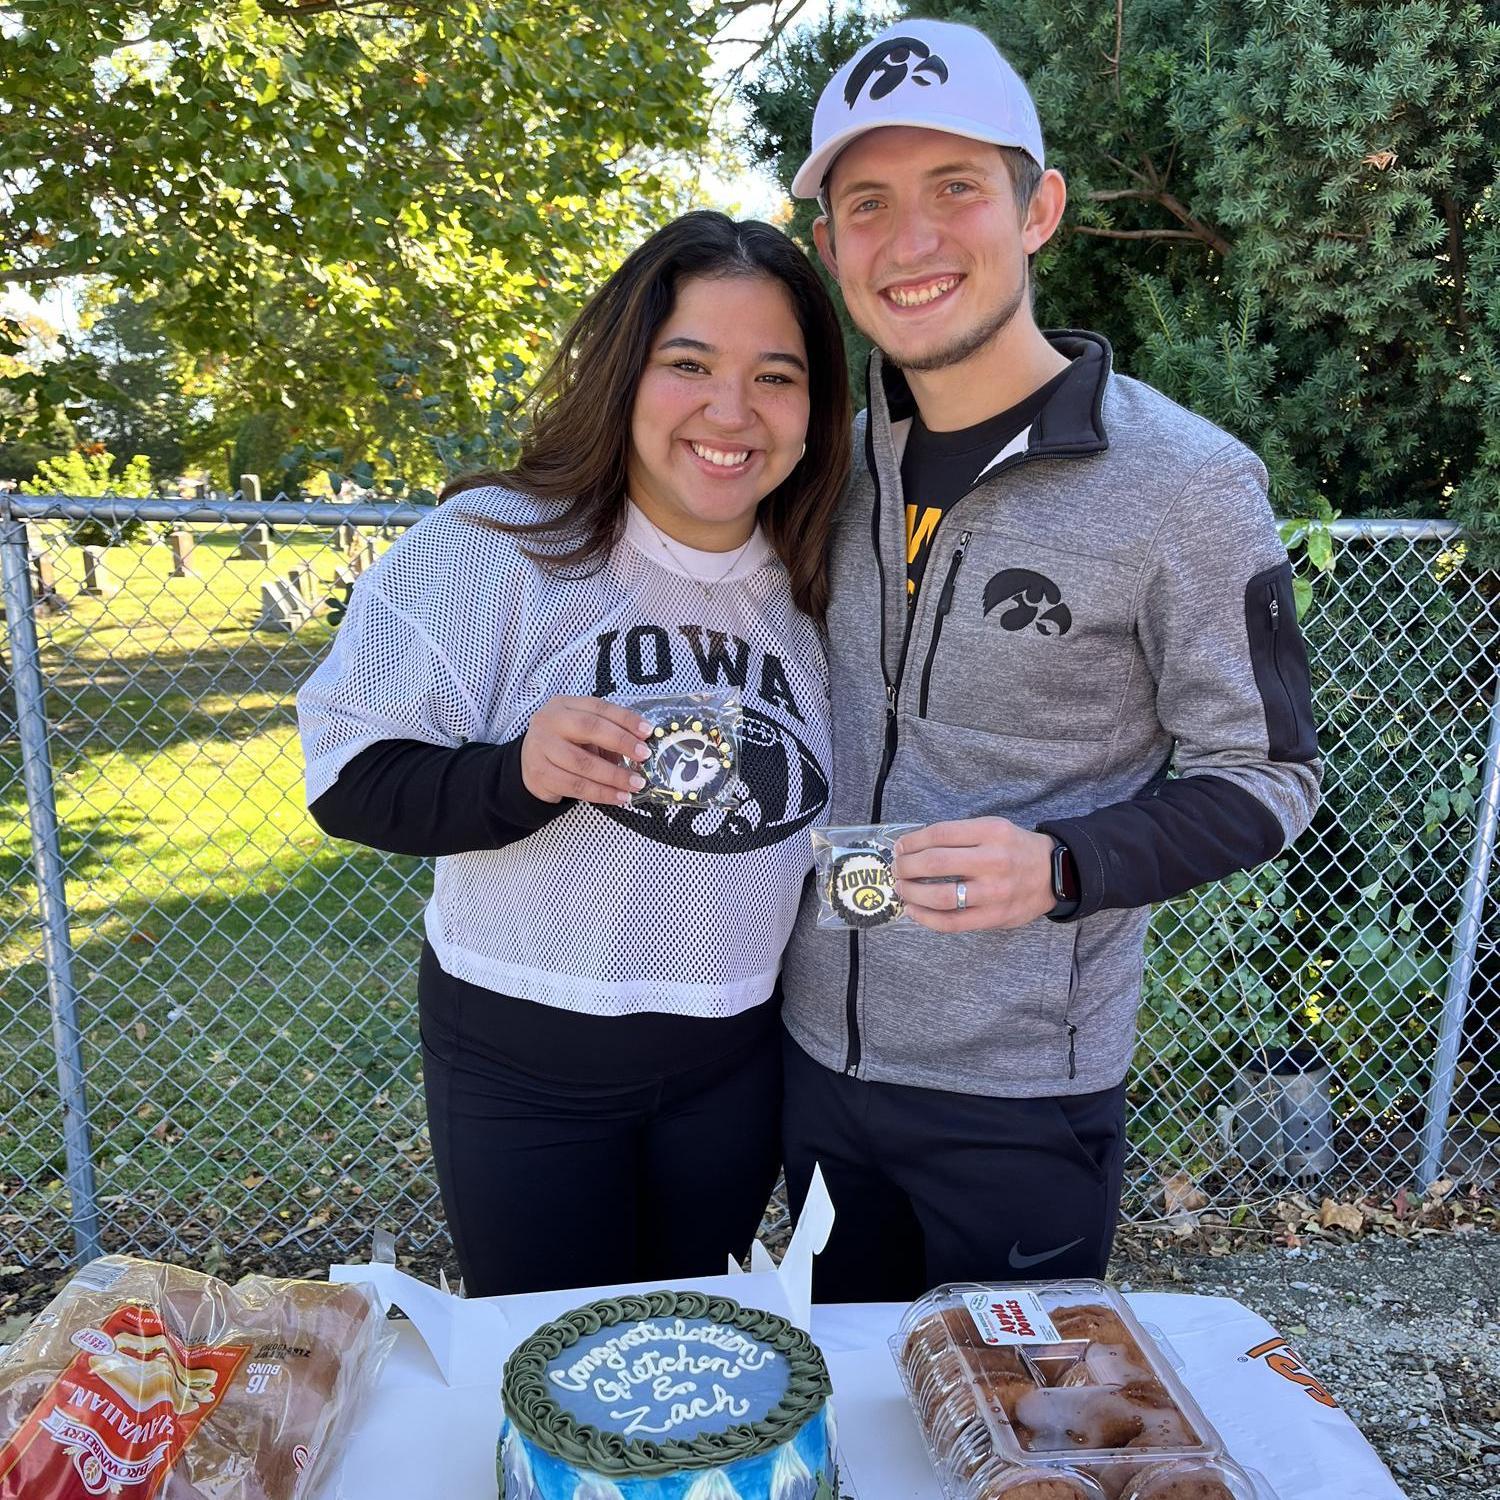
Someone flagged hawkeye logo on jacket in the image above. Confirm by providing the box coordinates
[982,568,1073,637]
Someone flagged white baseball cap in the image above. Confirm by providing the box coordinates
[791,19,1045,202]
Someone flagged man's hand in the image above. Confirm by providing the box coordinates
[892,818,1055,931]
[521,697,654,805]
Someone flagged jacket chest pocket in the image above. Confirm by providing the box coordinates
[912,540,1139,740]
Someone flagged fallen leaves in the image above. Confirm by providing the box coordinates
[1118,1178,1499,1263]
[1161,1171,1210,1234]
[1318,1198,1365,1234]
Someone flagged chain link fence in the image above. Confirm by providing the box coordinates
[2,495,1497,1269]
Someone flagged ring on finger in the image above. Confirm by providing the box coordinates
[954,879,968,912]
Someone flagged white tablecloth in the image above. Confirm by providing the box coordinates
[321,1295,1406,1500]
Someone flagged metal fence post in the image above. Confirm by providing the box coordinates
[1417,656,1500,1189]
[0,510,102,1263]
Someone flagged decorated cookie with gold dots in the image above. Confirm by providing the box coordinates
[638,705,737,805]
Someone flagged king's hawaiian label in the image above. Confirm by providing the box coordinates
[963,1290,1062,1346]
[0,1301,250,1499]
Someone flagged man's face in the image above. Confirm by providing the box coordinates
[814,126,1050,373]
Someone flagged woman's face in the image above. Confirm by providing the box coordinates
[627,273,810,551]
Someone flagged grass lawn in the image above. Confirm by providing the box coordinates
[1,521,441,1269]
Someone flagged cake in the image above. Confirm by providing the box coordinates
[499,1291,836,1500]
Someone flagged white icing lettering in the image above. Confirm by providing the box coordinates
[609,1384,751,1436]
[548,1323,777,1397]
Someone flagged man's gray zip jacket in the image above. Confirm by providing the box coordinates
[781,332,1322,1098]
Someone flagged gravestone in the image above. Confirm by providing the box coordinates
[233,523,272,562]
[169,529,196,578]
[253,578,311,633]
[347,539,376,578]
[286,564,316,604]
[80,546,113,596]
[332,523,356,551]
[32,551,67,614]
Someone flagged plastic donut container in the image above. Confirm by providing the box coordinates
[891,1281,1274,1500]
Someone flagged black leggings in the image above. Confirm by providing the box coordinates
[418,942,782,1296]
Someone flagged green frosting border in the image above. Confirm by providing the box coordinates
[501,1290,832,1477]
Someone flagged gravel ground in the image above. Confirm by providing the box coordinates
[1115,1231,1500,1499]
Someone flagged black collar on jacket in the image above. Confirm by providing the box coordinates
[872,329,1114,463]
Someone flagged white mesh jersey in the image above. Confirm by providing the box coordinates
[298,486,832,1017]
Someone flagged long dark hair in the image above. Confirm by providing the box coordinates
[441,211,851,620]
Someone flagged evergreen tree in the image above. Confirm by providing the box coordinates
[745,2,1500,559]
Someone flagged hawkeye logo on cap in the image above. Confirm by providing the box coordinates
[844,36,950,109]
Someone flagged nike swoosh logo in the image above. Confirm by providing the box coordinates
[1007,1237,1086,1270]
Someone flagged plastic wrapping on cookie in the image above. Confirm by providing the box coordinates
[623,692,748,811]
[812,824,921,931]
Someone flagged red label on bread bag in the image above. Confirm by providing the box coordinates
[0,1302,250,1499]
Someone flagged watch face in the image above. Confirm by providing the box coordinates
[1051,840,1078,904]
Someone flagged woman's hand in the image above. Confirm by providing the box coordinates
[520,697,655,805]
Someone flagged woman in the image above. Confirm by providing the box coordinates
[297,212,851,1295]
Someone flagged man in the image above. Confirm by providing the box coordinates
[779,19,1321,1300]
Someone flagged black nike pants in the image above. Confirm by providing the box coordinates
[781,1029,1128,1303]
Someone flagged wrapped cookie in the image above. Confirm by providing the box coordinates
[812,823,920,930]
[623,690,744,809]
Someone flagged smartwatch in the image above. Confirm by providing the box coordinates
[1047,836,1080,920]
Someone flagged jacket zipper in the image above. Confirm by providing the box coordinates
[917,531,972,717]
[845,451,1034,1077]
[1267,587,1298,727]
[1065,946,1081,1080]
[843,419,886,1075]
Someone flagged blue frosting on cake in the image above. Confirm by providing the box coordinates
[501,1402,833,1500]
[544,1316,791,1440]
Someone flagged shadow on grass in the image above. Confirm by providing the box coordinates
[1,834,444,1267]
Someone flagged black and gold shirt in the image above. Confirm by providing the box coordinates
[901,365,1072,604]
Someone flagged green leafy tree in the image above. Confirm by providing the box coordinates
[71,289,201,482]
[22,447,151,498]
[745,2,1500,556]
[2,0,715,467]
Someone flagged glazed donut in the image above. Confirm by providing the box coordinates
[1012,1390,1146,1452]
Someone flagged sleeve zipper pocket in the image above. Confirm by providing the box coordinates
[917,530,971,717]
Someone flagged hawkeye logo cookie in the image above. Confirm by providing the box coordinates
[639,708,735,806]
[600,708,828,855]
[828,845,902,928]
[844,36,949,108]
[982,568,1073,637]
